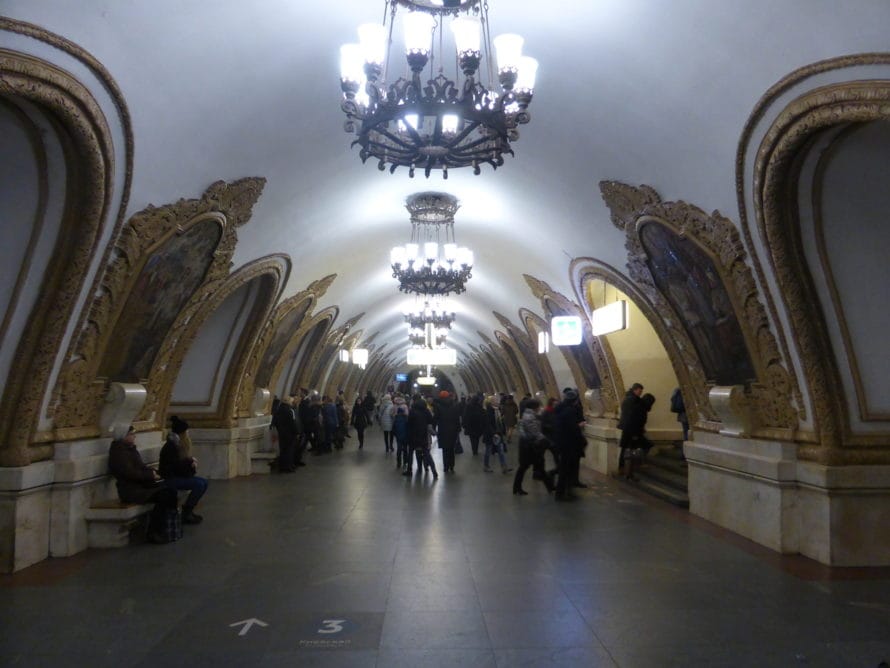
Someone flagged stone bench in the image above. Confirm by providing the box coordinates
[84,501,153,548]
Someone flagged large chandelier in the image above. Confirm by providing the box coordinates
[391,192,473,296]
[339,0,538,178]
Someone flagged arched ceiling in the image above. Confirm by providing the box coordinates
[6,0,889,368]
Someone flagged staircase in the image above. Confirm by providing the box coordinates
[635,443,689,508]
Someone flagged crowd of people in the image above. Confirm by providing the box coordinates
[106,382,689,544]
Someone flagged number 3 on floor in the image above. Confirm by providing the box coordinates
[318,619,346,634]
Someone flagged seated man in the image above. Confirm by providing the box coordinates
[108,424,179,543]
[158,416,208,524]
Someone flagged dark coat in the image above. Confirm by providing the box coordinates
[158,435,195,479]
[482,404,504,443]
[407,400,434,448]
[554,399,586,456]
[108,439,160,504]
[351,401,369,429]
[618,391,647,438]
[500,398,519,428]
[433,396,461,449]
[271,402,300,444]
[463,400,485,437]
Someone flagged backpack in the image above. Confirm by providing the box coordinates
[670,390,684,414]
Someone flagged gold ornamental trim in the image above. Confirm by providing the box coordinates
[599,182,798,435]
[238,274,337,408]
[52,178,266,436]
[746,72,890,464]
[169,255,290,428]
[493,311,559,397]
[0,38,131,465]
[522,274,621,415]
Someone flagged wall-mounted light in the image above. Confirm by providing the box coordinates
[537,331,550,354]
[550,315,583,345]
[590,300,628,336]
[352,348,369,369]
[339,349,350,362]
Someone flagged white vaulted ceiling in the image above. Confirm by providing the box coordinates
[4,0,890,362]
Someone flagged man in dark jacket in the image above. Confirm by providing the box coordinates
[271,395,301,471]
[554,390,587,500]
[108,425,178,542]
[618,383,646,480]
[433,390,461,473]
[463,393,485,455]
[159,416,208,524]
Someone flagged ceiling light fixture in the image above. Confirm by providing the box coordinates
[391,192,472,296]
[339,0,538,178]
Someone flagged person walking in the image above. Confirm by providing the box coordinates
[392,395,410,469]
[433,390,461,473]
[513,399,555,495]
[618,383,647,480]
[405,396,437,478]
[351,396,369,449]
[463,393,485,456]
[378,393,394,452]
[670,387,690,442]
[501,394,519,444]
[482,395,511,474]
[554,390,587,500]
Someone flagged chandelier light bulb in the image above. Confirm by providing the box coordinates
[357,23,387,67]
[340,44,364,83]
[493,34,524,74]
[405,243,419,260]
[424,242,438,262]
[451,16,481,54]
[515,56,539,92]
[403,12,435,55]
[443,243,457,261]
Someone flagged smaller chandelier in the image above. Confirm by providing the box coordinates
[391,192,472,296]
[339,0,538,178]
[404,300,455,330]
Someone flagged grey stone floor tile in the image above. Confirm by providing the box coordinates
[494,646,618,667]
[262,649,379,667]
[380,610,491,649]
[484,609,602,648]
[376,648,497,667]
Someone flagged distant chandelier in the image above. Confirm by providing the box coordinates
[391,192,472,296]
[339,0,538,178]
[404,299,455,329]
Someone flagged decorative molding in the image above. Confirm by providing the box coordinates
[238,273,336,409]
[476,331,524,394]
[493,310,558,396]
[171,255,289,427]
[599,181,797,435]
[743,71,890,463]
[517,308,561,398]
[51,178,266,437]
[0,34,132,465]
[286,308,338,394]
[522,274,621,414]
[493,330,532,394]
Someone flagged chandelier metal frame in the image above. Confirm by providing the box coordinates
[340,0,537,178]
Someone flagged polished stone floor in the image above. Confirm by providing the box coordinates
[3,429,890,667]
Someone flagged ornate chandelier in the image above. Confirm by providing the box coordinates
[339,0,538,178]
[404,299,456,330]
[391,192,472,296]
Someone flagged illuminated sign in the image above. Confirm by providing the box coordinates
[550,316,583,345]
[590,300,628,336]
